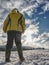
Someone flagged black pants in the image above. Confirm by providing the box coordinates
[5,31,24,60]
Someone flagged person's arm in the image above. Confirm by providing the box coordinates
[22,15,26,33]
[3,15,9,33]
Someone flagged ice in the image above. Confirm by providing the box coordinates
[0,50,49,65]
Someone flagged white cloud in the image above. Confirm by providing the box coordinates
[43,16,47,19]
[0,9,4,14]
[25,9,33,17]
[0,0,39,19]
[1,0,22,10]
[42,2,49,12]
[25,19,32,24]
[36,0,49,4]
[40,32,49,39]
[36,0,49,13]
[38,12,44,15]
[22,22,39,47]
[22,32,49,49]
[32,17,39,22]
[21,2,38,14]
[36,0,44,4]
[33,32,49,48]
[21,5,33,13]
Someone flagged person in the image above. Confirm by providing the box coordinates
[3,8,26,62]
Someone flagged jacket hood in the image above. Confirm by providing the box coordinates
[11,8,19,14]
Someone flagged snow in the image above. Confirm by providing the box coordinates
[0,50,49,65]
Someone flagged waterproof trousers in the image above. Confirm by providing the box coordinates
[5,31,24,61]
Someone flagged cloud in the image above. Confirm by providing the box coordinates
[36,0,44,4]
[42,2,49,12]
[37,32,49,43]
[21,2,38,15]
[43,16,47,19]
[0,9,4,14]
[38,12,44,15]
[0,9,5,19]
[25,19,32,24]
[1,0,22,10]
[36,0,49,13]
[22,22,39,47]
[0,0,38,20]
[22,31,49,49]
[32,17,39,22]
[34,32,49,48]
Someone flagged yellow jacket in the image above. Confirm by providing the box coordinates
[3,8,26,33]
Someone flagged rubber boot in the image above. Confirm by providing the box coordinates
[18,51,25,62]
[5,49,11,62]
[16,42,25,62]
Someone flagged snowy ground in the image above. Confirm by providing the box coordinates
[0,50,49,65]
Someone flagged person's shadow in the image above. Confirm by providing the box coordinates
[0,62,7,65]
[14,61,23,65]
[0,61,22,65]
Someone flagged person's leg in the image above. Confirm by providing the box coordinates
[15,32,25,61]
[5,31,13,62]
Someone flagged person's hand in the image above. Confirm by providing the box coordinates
[22,30,24,34]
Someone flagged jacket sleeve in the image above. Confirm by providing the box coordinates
[22,15,26,32]
[3,15,9,33]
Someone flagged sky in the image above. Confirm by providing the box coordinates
[0,0,49,49]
